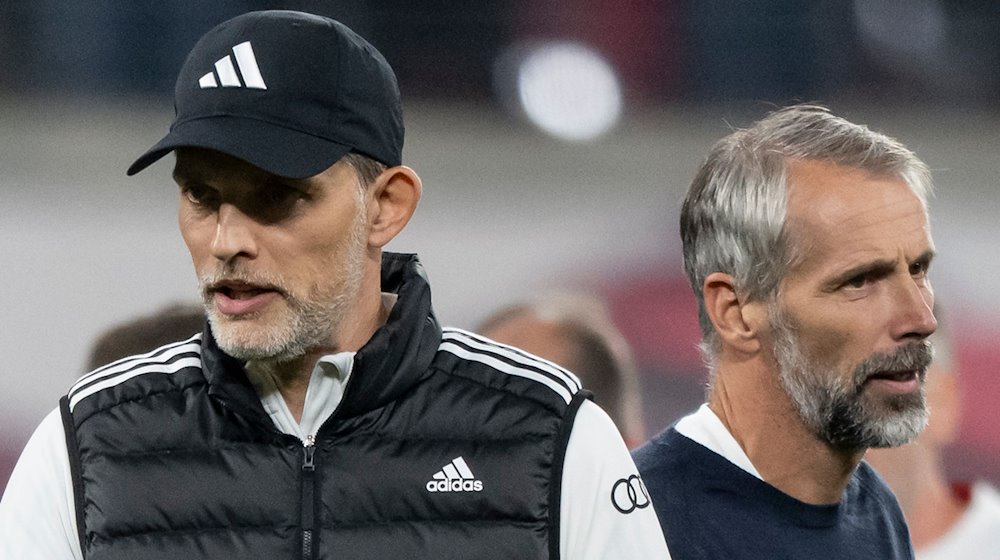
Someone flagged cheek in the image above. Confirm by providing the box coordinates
[275,232,347,282]
[177,213,214,265]
[303,217,364,259]
[796,320,859,371]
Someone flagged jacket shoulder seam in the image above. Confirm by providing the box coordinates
[67,335,202,413]
[437,328,582,406]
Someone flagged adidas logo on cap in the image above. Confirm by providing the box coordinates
[198,41,267,90]
[425,456,483,493]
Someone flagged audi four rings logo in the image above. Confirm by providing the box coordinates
[611,474,651,514]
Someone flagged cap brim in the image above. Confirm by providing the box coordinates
[126,116,353,179]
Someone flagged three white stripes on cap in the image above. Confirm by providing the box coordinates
[199,41,266,90]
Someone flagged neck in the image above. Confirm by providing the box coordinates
[708,358,863,505]
[255,276,390,422]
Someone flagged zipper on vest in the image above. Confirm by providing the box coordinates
[301,434,317,560]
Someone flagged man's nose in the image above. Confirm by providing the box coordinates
[210,203,258,263]
[891,276,937,342]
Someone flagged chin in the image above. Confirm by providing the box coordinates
[209,314,297,361]
[863,399,929,449]
[824,390,929,450]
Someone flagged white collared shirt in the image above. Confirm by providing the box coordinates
[674,403,763,479]
[246,351,355,441]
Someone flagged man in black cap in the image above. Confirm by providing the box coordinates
[0,10,670,559]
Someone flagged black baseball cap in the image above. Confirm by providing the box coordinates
[127,10,403,178]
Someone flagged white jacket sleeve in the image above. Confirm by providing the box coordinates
[0,407,83,560]
[559,400,671,559]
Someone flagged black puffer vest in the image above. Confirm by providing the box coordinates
[62,253,587,559]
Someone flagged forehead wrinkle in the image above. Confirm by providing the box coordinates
[784,199,931,282]
[818,192,926,233]
[837,208,929,253]
[788,169,926,238]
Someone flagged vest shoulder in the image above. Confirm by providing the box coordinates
[67,335,205,419]
[433,328,583,412]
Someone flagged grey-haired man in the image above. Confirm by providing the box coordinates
[634,104,934,559]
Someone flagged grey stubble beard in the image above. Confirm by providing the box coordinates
[202,200,369,364]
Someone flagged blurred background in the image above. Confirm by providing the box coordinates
[1,1,998,492]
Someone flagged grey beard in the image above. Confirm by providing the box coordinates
[201,204,368,364]
[205,286,356,363]
[771,308,932,451]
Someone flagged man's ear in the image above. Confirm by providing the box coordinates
[703,272,766,356]
[367,165,422,248]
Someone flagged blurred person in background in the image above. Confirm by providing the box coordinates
[477,291,646,448]
[867,305,1000,559]
[0,10,669,559]
[1,303,205,494]
[85,302,205,370]
[634,104,936,559]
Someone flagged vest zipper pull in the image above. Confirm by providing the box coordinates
[301,435,317,558]
[303,434,316,471]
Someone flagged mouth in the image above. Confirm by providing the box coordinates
[867,369,918,382]
[207,280,282,316]
[863,369,922,394]
[213,283,270,299]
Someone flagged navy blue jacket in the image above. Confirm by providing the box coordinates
[633,427,915,560]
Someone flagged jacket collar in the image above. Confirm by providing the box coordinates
[201,252,442,426]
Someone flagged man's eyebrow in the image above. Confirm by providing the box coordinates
[171,167,198,183]
[828,259,897,287]
[825,249,935,289]
[171,161,217,184]
[913,249,936,266]
[272,175,313,192]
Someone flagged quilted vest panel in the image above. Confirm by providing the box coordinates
[64,351,577,560]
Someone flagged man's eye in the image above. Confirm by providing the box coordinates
[182,184,218,206]
[259,184,308,212]
[262,181,309,205]
[263,187,297,206]
[909,261,929,277]
[845,275,867,289]
[240,183,309,223]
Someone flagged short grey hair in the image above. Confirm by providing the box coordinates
[680,104,933,365]
[342,152,388,188]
